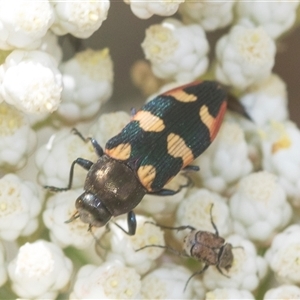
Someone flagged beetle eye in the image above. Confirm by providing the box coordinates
[75,192,111,228]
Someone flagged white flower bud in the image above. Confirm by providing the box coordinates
[265,225,300,285]
[264,284,300,299]
[236,1,299,39]
[179,1,235,31]
[126,0,183,19]
[0,50,62,114]
[58,48,113,123]
[8,240,73,299]
[260,121,300,206]
[141,263,193,299]
[142,18,209,82]
[215,25,276,90]
[51,0,110,38]
[70,261,141,299]
[0,103,36,169]
[230,171,292,244]
[0,0,54,50]
[240,73,289,126]
[0,174,43,241]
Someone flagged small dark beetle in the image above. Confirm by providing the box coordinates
[136,204,234,289]
[45,81,247,235]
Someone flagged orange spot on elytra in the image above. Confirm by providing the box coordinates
[137,165,156,191]
[133,111,165,132]
[167,133,194,167]
[105,143,131,161]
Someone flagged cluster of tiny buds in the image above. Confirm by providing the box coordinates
[0,1,300,299]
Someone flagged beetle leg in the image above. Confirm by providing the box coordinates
[72,128,104,157]
[184,264,209,291]
[216,265,230,278]
[182,165,200,172]
[144,221,195,232]
[148,177,191,196]
[136,244,189,258]
[44,158,93,192]
[208,203,219,237]
[111,211,137,236]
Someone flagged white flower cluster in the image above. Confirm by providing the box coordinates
[142,18,209,83]
[0,1,300,299]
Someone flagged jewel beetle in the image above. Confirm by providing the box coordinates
[45,81,239,235]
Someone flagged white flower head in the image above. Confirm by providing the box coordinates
[70,261,141,299]
[174,188,232,242]
[141,263,193,299]
[0,50,62,114]
[265,225,300,285]
[0,174,43,241]
[106,215,165,275]
[51,0,110,38]
[43,188,105,249]
[194,121,253,194]
[215,25,276,90]
[202,234,268,291]
[126,0,183,19]
[264,284,300,299]
[0,102,37,169]
[89,111,130,147]
[8,240,73,299]
[240,73,289,126]
[230,171,292,245]
[0,0,55,50]
[206,288,255,300]
[35,128,98,188]
[142,18,209,82]
[178,1,235,31]
[236,1,300,39]
[260,121,300,206]
[58,48,113,123]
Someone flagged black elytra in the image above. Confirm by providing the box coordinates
[45,81,245,235]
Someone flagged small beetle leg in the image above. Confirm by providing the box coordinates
[184,264,209,291]
[208,203,219,236]
[136,244,189,258]
[72,128,104,157]
[45,158,93,192]
[112,211,137,236]
[145,221,195,232]
[182,165,200,172]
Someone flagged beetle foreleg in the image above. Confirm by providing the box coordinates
[72,128,104,157]
[44,158,93,192]
[182,165,200,172]
[112,211,137,236]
